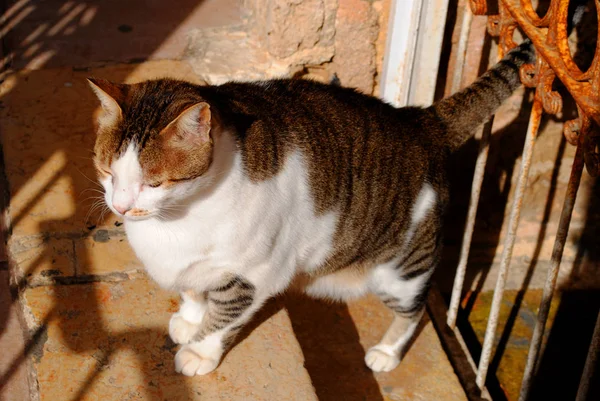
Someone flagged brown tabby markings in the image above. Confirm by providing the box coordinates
[191,275,256,348]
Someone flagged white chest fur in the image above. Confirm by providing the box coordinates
[125,151,339,294]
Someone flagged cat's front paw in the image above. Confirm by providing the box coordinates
[175,344,220,376]
[169,313,201,344]
[365,346,400,372]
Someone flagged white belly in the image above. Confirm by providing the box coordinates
[125,152,340,295]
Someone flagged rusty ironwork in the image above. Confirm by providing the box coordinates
[479,0,600,176]
[448,0,600,399]
[518,128,586,401]
[476,87,543,390]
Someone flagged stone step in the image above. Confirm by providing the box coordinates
[0,60,467,400]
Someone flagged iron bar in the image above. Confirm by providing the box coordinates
[518,131,586,401]
[476,93,543,388]
[450,5,473,94]
[447,119,493,329]
[447,0,492,331]
[447,0,600,398]
[429,284,493,401]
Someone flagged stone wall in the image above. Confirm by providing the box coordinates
[185,0,390,95]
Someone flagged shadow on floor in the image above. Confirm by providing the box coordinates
[234,294,390,401]
[0,0,204,399]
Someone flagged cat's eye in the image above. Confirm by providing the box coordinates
[146,182,163,188]
[98,167,112,177]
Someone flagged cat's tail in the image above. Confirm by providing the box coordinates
[432,40,535,151]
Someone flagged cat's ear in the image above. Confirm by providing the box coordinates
[161,102,212,145]
[87,78,124,129]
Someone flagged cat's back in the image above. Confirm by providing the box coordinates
[204,78,447,169]
[213,78,421,126]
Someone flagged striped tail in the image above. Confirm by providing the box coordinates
[432,40,535,151]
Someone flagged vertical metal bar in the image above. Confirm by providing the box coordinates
[447,119,493,329]
[518,135,585,401]
[429,284,493,401]
[575,309,600,401]
[450,5,473,94]
[476,93,543,389]
[445,2,478,330]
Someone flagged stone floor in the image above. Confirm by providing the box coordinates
[0,59,467,400]
[0,1,469,399]
[2,1,598,401]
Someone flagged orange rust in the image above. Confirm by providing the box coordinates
[470,0,600,176]
[469,0,489,15]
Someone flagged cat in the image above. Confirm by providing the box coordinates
[88,41,534,376]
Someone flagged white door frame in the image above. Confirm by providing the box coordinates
[379,0,450,107]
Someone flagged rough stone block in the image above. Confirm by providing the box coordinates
[331,0,378,93]
[246,0,337,60]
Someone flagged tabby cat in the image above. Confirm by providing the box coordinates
[89,41,534,376]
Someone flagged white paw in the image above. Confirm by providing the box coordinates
[175,345,220,376]
[169,313,201,345]
[365,347,400,372]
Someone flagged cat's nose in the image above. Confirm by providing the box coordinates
[113,203,131,215]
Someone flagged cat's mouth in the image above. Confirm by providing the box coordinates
[122,208,155,221]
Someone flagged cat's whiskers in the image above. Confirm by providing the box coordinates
[76,154,96,162]
[80,198,106,212]
[85,199,109,223]
[79,188,105,198]
[85,200,104,218]
[80,194,105,202]
[160,204,188,215]
[98,206,112,225]
[79,196,106,207]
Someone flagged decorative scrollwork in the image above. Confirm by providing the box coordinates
[519,63,537,88]
[498,0,599,126]
[480,0,600,175]
[498,2,518,53]
[582,120,600,177]
[564,118,581,146]
[538,61,563,115]
[469,0,489,16]
[487,15,501,36]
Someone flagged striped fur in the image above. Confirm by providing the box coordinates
[434,41,536,150]
[196,276,256,346]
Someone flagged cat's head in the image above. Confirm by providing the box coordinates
[88,78,216,221]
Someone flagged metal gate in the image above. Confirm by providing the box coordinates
[432,0,600,400]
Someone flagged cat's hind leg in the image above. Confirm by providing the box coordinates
[365,210,442,372]
[365,269,431,372]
